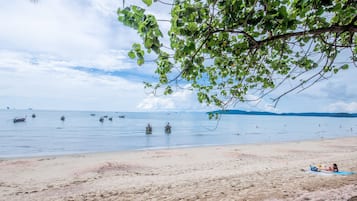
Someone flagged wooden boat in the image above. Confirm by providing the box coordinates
[146,124,152,134]
[13,117,26,123]
[165,123,171,134]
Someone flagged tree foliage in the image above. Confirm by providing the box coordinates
[118,0,357,109]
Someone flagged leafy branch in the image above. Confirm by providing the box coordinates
[118,0,357,109]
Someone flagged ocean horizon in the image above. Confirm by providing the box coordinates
[1,109,357,158]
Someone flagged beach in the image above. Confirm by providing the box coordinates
[1,137,357,201]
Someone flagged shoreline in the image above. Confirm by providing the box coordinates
[1,136,357,200]
[1,135,351,160]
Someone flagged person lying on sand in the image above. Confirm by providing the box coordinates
[310,163,339,172]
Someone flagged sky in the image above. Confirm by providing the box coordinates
[0,0,356,113]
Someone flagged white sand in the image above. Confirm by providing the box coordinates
[1,137,357,201]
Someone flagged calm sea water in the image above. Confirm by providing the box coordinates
[1,110,357,158]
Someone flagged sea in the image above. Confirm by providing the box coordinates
[1,109,357,158]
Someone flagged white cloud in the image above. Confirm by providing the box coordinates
[137,94,176,110]
[91,0,119,17]
[0,0,135,68]
[73,49,135,71]
[1,1,106,57]
[326,102,357,113]
[136,85,208,111]
[0,0,159,111]
[0,50,145,111]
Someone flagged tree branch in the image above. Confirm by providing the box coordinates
[260,25,357,44]
[214,24,357,47]
[213,29,258,46]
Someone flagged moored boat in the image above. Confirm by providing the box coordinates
[146,123,152,134]
[13,117,26,123]
[165,122,171,134]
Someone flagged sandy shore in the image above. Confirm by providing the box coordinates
[1,137,357,201]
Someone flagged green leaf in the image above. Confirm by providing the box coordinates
[144,37,153,48]
[128,51,136,59]
[137,58,144,66]
[132,43,141,51]
[142,0,152,6]
[341,64,349,70]
[164,86,173,95]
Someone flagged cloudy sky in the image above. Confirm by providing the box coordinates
[0,0,356,113]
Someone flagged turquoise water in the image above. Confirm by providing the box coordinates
[1,110,357,158]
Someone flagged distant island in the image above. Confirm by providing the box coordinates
[208,110,357,118]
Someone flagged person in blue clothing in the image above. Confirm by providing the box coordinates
[310,165,320,172]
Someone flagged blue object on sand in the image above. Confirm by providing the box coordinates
[310,165,319,172]
[332,171,354,175]
[309,170,355,176]
[309,165,354,175]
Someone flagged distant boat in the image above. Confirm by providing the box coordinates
[32,114,36,118]
[165,123,171,134]
[99,117,104,123]
[118,115,125,118]
[90,113,96,116]
[146,124,152,135]
[108,117,113,121]
[60,116,65,121]
[103,115,108,118]
[13,117,26,123]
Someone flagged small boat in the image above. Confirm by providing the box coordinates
[60,116,65,121]
[13,117,26,123]
[31,114,36,118]
[90,113,96,116]
[165,123,171,134]
[103,115,108,118]
[146,124,152,135]
[108,117,113,121]
[99,117,104,123]
[118,115,125,118]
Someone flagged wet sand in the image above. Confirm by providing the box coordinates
[1,137,357,201]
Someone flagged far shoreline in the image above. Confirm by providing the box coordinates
[210,109,357,118]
